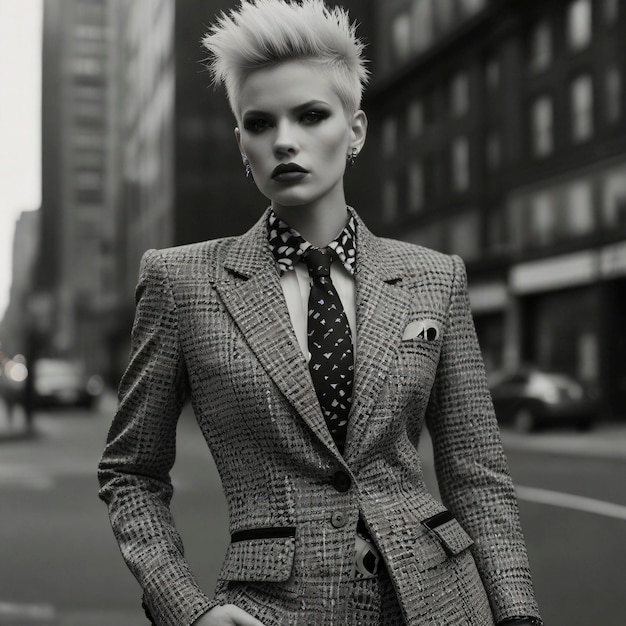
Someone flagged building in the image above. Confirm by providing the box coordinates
[350,0,626,416]
[0,211,41,357]
[39,0,116,377]
[37,1,263,383]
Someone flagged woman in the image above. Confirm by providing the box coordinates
[98,2,543,625]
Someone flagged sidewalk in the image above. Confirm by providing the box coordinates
[500,420,626,461]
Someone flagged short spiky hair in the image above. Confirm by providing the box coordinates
[202,0,369,119]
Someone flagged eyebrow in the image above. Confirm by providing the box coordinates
[242,99,331,118]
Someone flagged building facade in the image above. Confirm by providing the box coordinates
[0,211,41,357]
[39,0,116,376]
[349,0,626,416]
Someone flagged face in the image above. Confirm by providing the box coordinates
[235,60,367,215]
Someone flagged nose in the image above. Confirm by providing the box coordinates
[273,119,299,159]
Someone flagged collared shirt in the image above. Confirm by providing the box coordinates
[267,209,357,361]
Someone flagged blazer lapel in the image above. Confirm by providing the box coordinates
[344,215,423,462]
[213,211,342,459]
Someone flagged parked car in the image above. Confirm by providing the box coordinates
[30,358,104,409]
[1,357,104,410]
[488,366,599,432]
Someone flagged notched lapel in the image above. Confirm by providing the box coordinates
[345,269,413,460]
[214,214,341,458]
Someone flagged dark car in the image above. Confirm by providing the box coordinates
[488,367,599,432]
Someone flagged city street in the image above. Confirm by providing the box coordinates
[1,398,624,626]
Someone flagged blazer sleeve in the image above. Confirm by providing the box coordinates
[98,249,217,626]
[425,255,542,624]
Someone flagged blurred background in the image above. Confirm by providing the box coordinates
[0,1,625,625]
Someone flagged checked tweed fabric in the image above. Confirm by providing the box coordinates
[303,248,353,453]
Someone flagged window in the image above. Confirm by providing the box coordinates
[72,57,103,77]
[392,11,412,61]
[605,66,622,123]
[382,117,398,157]
[448,212,480,261]
[603,0,619,25]
[485,57,500,92]
[452,137,470,192]
[411,0,435,52]
[457,0,487,17]
[571,75,594,142]
[530,193,556,246]
[434,0,455,31]
[602,164,626,226]
[529,20,552,72]
[567,0,592,51]
[531,96,553,157]
[450,72,470,117]
[408,100,424,137]
[408,161,425,212]
[566,181,595,235]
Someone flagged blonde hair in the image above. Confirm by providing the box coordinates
[202,0,369,119]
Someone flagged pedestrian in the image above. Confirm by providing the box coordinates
[98,2,543,625]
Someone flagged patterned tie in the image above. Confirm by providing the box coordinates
[302,248,353,454]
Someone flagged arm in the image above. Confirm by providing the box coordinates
[425,255,542,624]
[98,249,216,626]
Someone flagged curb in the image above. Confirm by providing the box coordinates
[500,424,626,461]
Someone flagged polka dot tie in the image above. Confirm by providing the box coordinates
[302,248,354,454]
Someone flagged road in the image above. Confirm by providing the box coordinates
[0,398,624,626]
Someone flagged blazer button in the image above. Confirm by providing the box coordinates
[330,511,347,528]
[332,470,351,492]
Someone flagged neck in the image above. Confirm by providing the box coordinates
[272,193,349,247]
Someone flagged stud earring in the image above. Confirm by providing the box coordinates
[347,148,358,167]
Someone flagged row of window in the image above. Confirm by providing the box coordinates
[382,135,471,222]
[388,159,626,260]
[380,66,622,225]
[389,0,488,65]
[529,0,619,72]
[382,63,622,189]
[531,68,622,157]
[509,161,626,251]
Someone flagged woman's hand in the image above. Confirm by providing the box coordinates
[192,604,266,626]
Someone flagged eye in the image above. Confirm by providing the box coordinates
[243,117,272,133]
[300,110,330,125]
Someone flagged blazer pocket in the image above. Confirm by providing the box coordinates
[219,528,296,583]
[421,511,474,557]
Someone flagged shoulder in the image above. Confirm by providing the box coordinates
[139,236,241,280]
[374,235,463,278]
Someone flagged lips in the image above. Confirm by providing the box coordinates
[271,162,309,180]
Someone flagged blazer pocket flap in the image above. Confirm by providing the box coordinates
[421,511,474,556]
[220,528,296,583]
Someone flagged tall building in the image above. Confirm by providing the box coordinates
[39,0,116,376]
[0,211,41,356]
[350,0,626,416]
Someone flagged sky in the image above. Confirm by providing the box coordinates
[0,0,42,320]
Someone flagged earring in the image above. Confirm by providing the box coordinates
[347,148,358,167]
[243,158,254,183]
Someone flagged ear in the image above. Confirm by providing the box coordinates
[234,127,245,160]
[349,110,368,154]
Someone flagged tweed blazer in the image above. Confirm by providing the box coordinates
[98,209,541,626]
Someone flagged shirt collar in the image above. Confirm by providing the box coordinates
[267,208,357,276]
